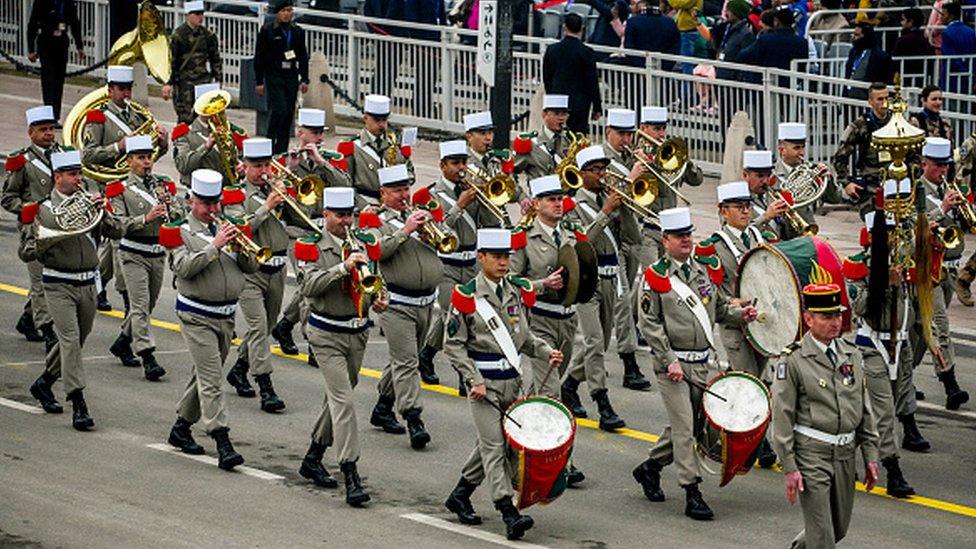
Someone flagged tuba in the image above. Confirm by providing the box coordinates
[36,192,107,244]
[63,1,170,183]
[195,89,239,185]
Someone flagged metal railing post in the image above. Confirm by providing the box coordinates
[441,42,454,123]
[647,54,659,106]
[762,69,774,150]
[347,18,360,104]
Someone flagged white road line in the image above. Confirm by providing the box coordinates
[400,513,550,549]
[145,443,285,481]
[0,397,45,414]
[917,401,976,420]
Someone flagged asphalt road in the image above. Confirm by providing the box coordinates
[1,74,975,548]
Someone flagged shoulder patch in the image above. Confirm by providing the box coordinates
[694,254,724,285]
[644,263,672,293]
[5,153,27,172]
[508,275,536,306]
[843,253,869,280]
[451,280,477,314]
[171,123,190,140]
[85,110,106,124]
[694,240,717,257]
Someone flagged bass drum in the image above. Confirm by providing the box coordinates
[736,236,850,356]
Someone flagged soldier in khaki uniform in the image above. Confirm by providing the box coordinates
[773,122,842,240]
[223,138,289,413]
[24,149,135,428]
[913,139,970,411]
[559,145,638,430]
[105,135,176,381]
[365,163,453,448]
[341,95,411,207]
[744,150,792,239]
[845,210,917,497]
[271,108,352,360]
[772,282,880,549]
[512,94,572,181]
[831,82,892,216]
[172,84,247,187]
[462,111,529,214]
[1,105,60,348]
[953,129,976,307]
[443,228,563,541]
[164,169,258,470]
[161,1,223,125]
[632,207,757,521]
[298,187,382,506]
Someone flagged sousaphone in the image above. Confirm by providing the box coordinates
[64,0,171,182]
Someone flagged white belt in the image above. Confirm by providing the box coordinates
[42,268,98,281]
[794,424,855,446]
[944,258,962,269]
[388,288,438,306]
[856,324,908,342]
[532,300,577,315]
[176,294,237,316]
[120,238,164,254]
[439,249,476,261]
[309,312,370,329]
[597,265,619,277]
[674,349,710,362]
[264,255,288,267]
[472,358,515,371]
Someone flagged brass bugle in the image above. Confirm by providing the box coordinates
[343,231,384,295]
[411,201,458,254]
[219,217,272,263]
[767,188,818,236]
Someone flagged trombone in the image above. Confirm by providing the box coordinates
[627,130,692,205]
[270,157,326,207]
[262,170,324,237]
[410,199,459,254]
[602,170,660,221]
[457,168,510,225]
[219,217,272,263]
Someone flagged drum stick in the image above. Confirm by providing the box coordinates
[469,382,524,429]
[685,378,728,402]
[537,340,568,395]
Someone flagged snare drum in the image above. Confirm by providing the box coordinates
[699,371,771,487]
[503,396,576,510]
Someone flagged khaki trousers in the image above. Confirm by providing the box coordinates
[526,311,577,398]
[460,377,521,502]
[26,259,51,327]
[377,301,433,415]
[237,269,286,376]
[648,360,709,486]
[119,251,165,355]
[176,310,234,433]
[720,325,767,379]
[860,349,899,461]
[308,324,368,464]
[43,282,96,395]
[790,442,857,549]
[613,253,638,355]
[566,278,615,394]
[98,240,126,294]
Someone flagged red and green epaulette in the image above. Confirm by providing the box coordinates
[159,219,188,248]
[336,140,354,157]
[644,258,671,293]
[560,219,587,242]
[294,234,321,262]
[352,228,382,261]
[511,226,528,250]
[19,202,39,224]
[701,234,722,250]
[842,252,869,280]
[5,151,27,172]
[358,210,383,229]
[693,253,724,286]
[761,229,780,243]
[171,122,190,140]
[104,179,125,198]
[229,123,248,151]
[221,185,245,206]
[512,131,537,155]
[489,148,515,174]
[412,187,445,222]
[562,196,577,213]
[451,279,477,314]
[85,109,106,124]
[694,239,718,257]
[507,275,537,308]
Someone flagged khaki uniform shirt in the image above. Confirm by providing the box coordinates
[173,117,242,186]
[109,172,186,242]
[346,128,411,204]
[1,143,57,215]
[170,214,258,302]
[514,126,571,180]
[301,230,375,317]
[81,100,168,168]
[25,188,133,269]
[566,187,641,270]
[368,206,446,291]
[921,175,965,261]
[509,216,582,296]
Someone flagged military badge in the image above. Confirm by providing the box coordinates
[776,362,786,380]
[447,312,461,337]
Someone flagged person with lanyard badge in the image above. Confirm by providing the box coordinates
[416,140,484,391]
[364,164,454,449]
[297,187,386,506]
[2,105,62,350]
[162,1,223,125]
[221,138,290,413]
[173,83,248,188]
[845,208,918,497]
[254,0,310,155]
[509,174,587,486]
[105,134,179,382]
[270,107,352,361]
[831,82,893,217]
[909,85,952,141]
[772,279,880,549]
[632,207,758,521]
[600,108,651,391]
[512,95,573,181]
[913,138,971,412]
[162,169,259,470]
[23,148,136,428]
[463,111,530,217]
[443,228,563,540]
[744,150,792,241]
[704,181,778,468]
[560,144,639,430]
[26,0,85,120]
[339,94,412,207]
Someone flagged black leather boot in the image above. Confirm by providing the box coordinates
[168,416,204,454]
[41,323,58,354]
[369,395,406,434]
[96,289,112,311]
[683,482,714,520]
[271,317,300,355]
[404,408,431,449]
[592,389,626,431]
[899,413,931,452]
[632,457,665,501]
[756,438,778,469]
[121,290,130,314]
[109,333,140,367]
[139,349,166,381]
[340,461,371,506]
[29,371,63,414]
[298,441,338,488]
[621,353,651,390]
[495,497,534,540]
[418,345,440,385]
[254,373,285,412]
[567,463,585,486]
[457,372,467,397]
[445,478,482,524]
[211,428,244,470]
[226,358,256,398]
[882,456,915,498]
[67,389,94,431]
[938,369,970,411]
[16,309,44,342]
[560,376,587,418]
[307,349,318,368]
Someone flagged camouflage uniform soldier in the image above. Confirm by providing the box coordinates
[952,130,976,307]
[162,1,223,125]
[831,83,892,217]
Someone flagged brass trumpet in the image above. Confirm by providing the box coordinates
[943,175,976,233]
[602,171,659,220]
[219,217,272,263]
[457,168,510,225]
[555,130,588,191]
[343,230,384,295]
[410,201,459,254]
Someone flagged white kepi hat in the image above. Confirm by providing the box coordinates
[575,144,608,169]
[922,137,952,163]
[777,122,807,141]
[743,150,773,170]
[51,149,82,171]
[640,106,668,125]
[184,1,206,13]
[477,228,511,252]
[298,108,326,129]
[106,65,134,85]
[464,111,494,132]
[378,164,410,186]
[606,108,636,131]
[124,135,154,154]
[543,95,569,110]
[242,137,273,160]
[363,94,391,117]
[323,187,355,211]
[25,105,56,126]
[191,169,223,199]
[717,181,751,204]
[659,207,694,234]
[529,175,562,198]
[439,140,468,159]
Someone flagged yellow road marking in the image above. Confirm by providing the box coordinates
[3,281,974,519]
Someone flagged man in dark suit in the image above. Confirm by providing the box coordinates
[27,0,86,119]
[623,1,680,70]
[739,6,807,85]
[543,13,603,134]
